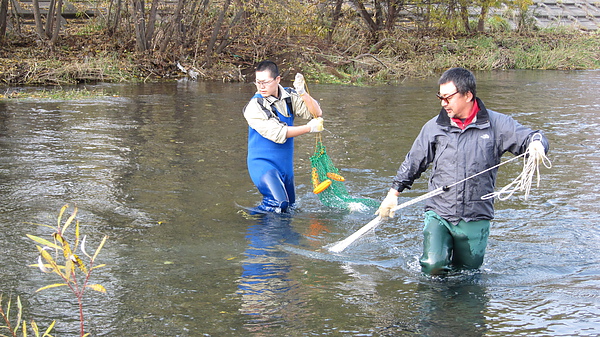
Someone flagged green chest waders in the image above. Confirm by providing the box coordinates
[420,210,490,275]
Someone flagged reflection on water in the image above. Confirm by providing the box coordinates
[0,71,598,336]
[415,280,488,336]
[238,213,302,332]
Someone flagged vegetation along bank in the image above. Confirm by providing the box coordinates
[0,0,599,90]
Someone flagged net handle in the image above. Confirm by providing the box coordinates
[302,81,323,147]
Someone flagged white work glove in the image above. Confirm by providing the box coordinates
[528,140,546,163]
[375,191,398,219]
[307,117,323,133]
[294,73,306,96]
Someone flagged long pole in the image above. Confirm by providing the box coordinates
[327,187,445,253]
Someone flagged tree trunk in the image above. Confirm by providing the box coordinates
[132,0,148,51]
[145,0,159,48]
[459,0,471,33]
[374,0,384,30]
[50,0,63,45]
[31,0,46,38]
[477,3,489,32]
[0,0,8,41]
[44,0,57,38]
[188,0,209,31]
[205,0,231,67]
[328,0,343,43]
[351,0,378,33]
[350,0,380,42]
[108,0,123,36]
[215,0,245,55]
[159,0,185,53]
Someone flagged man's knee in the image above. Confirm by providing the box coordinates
[420,211,453,275]
[257,170,290,212]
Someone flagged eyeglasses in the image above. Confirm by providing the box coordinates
[254,78,277,87]
[436,91,459,104]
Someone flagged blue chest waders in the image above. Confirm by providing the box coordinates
[247,94,295,212]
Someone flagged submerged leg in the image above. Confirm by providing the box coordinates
[256,169,291,213]
[450,219,490,270]
[420,211,453,275]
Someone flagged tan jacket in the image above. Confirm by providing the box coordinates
[243,85,315,144]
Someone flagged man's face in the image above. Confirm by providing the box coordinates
[438,82,472,119]
[255,70,280,97]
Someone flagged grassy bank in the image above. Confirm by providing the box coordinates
[1,28,599,93]
[302,31,600,85]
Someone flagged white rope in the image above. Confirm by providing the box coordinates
[327,135,551,253]
[482,135,552,200]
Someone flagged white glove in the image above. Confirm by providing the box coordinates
[528,140,546,163]
[294,73,306,96]
[375,191,398,219]
[307,117,323,133]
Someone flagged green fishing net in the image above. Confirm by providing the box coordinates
[310,138,379,211]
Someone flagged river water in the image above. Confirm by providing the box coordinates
[0,70,598,336]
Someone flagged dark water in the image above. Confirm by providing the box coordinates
[0,71,598,336]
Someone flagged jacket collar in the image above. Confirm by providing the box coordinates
[436,97,489,128]
[263,85,291,105]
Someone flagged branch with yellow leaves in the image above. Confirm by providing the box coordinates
[27,204,108,337]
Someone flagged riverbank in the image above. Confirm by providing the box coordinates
[1,26,599,90]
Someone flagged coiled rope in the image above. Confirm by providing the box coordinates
[482,133,552,200]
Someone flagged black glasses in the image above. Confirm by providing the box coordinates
[436,91,459,104]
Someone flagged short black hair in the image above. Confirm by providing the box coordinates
[255,60,280,79]
[438,67,477,98]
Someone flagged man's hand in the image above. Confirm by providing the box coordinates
[294,73,306,96]
[528,140,546,163]
[375,191,398,218]
[307,117,323,133]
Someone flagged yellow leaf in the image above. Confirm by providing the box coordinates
[92,236,108,262]
[57,204,69,229]
[53,233,71,259]
[75,220,81,249]
[64,259,73,282]
[16,296,23,331]
[86,284,106,293]
[38,247,56,265]
[43,321,56,336]
[24,221,55,230]
[91,263,106,270]
[36,283,68,292]
[38,247,66,279]
[62,206,77,233]
[72,254,87,274]
[27,235,62,251]
[31,320,39,334]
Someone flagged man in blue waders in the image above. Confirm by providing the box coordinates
[376,67,549,275]
[243,60,323,213]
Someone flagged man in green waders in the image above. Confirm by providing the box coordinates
[376,67,549,275]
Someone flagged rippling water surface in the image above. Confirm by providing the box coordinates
[0,71,598,336]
